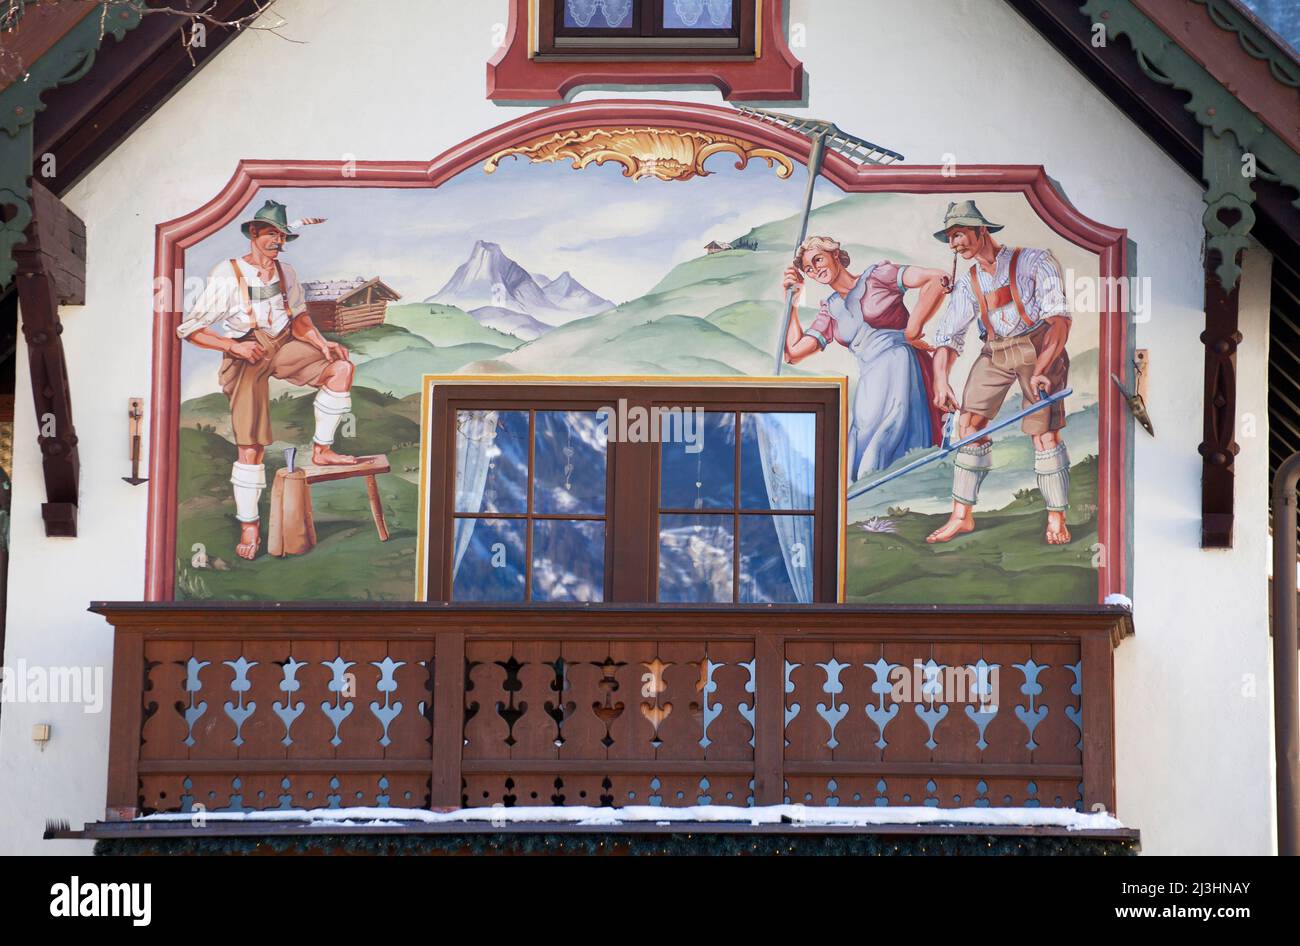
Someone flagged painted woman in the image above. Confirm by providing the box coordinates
[782,236,950,478]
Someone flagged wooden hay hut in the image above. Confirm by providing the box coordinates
[303,277,401,335]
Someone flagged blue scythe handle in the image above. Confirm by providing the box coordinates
[845,386,1075,501]
[774,133,829,375]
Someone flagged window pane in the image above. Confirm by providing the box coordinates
[663,0,733,28]
[451,518,526,602]
[658,514,734,602]
[455,409,528,514]
[740,514,814,603]
[564,0,632,28]
[660,411,735,509]
[532,520,605,602]
[534,411,607,515]
[741,412,817,511]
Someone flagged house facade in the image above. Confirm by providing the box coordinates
[0,0,1295,855]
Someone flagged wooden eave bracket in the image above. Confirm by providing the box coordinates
[14,180,84,537]
[1078,0,1300,547]
[0,1,144,286]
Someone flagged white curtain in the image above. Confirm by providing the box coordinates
[753,413,816,604]
[453,410,500,579]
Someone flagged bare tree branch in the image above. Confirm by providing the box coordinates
[0,1,302,79]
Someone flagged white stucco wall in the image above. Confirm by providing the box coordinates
[0,0,1277,854]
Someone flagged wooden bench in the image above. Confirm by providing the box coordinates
[269,454,391,556]
[299,453,391,541]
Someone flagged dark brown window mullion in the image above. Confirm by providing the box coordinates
[425,391,453,601]
[600,414,616,601]
[815,400,839,602]
[611,392,655,602]
[732,408,742,603]
[524,410,536,602]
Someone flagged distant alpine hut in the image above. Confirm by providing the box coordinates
[302,277,401,335]
[704,240,733,254]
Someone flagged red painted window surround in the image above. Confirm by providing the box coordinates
[487,0,804,102]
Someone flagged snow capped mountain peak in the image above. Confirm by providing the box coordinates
[541,270,613,313]
[427,243,614,328]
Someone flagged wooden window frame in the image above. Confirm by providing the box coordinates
[538,0,758,60]
[425,383,840,604]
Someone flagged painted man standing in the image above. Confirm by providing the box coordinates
[926,200,1073,545]
[177,200,356,560]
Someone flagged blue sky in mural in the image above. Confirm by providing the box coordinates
[185,156,829,312]
[185,159,821,306]
[180,155,830,398]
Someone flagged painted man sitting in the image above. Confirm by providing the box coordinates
[177,200,356,560]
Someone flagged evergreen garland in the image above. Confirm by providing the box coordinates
[95,832,1136,857]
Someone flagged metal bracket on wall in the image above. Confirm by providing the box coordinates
[1111,350,1154,437]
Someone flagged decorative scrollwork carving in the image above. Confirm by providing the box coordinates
[1082,0,1300,291]
[1191,0,1300,89]
[484,127,795,183]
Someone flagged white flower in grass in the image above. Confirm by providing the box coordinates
[859,517,898,534]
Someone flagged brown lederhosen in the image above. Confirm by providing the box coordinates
[218,259,329,447]
[960,248,1069,435]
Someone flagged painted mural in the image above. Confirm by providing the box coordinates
[171,133,1111,605]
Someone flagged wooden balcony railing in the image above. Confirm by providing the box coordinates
[93,603,1131,821]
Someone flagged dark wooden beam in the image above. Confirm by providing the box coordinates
[13,180,83,537]
[1004,0,1203,178]
[1200,247,1242,548]
[32,0,268,196]
[1003,0,1300,257]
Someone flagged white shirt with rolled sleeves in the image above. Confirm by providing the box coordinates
[175,257,308,340]
[930,245,1070,354]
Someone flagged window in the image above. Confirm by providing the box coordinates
[488,0,802,103]
[539,0,757,59]
[426,384,839,603]
[658,411,816,603]
[447,408,610,603]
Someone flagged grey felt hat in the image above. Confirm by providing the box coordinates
[933,200,1004,242]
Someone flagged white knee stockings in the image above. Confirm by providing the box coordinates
[230,462,266,523]
[950,442,1070,511]
[952,442,993,506]
[1035,443,1071,511]
[313,387,351,446]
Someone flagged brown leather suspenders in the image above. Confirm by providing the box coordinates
[970,247,1034,338]
[272,260,293,313]
[228,258,293,328]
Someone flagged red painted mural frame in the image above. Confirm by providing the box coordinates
[146,99,1129,603]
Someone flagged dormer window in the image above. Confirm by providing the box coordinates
[539,0,757,59]
[489,0,801,102]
